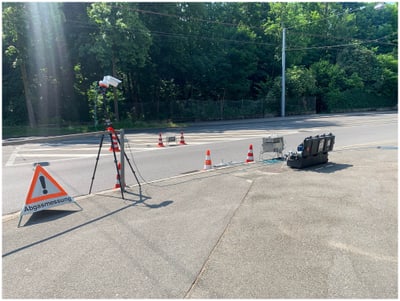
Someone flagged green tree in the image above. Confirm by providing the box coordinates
[286,66,316,97]
[62,2,93,123]
[3,3,36,127]
[4,2,78,127]
[86,2,152,121]
[336,45,382,94]
[2,2,397,127]
[376,52,398,99]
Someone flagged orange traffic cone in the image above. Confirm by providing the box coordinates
[109,133,120,152]
[203,149,212,170]
[179,132,187,145]
[246,144,254,163]
[115,162,121,188]
[157,133,165,147]
[107,127,120,152]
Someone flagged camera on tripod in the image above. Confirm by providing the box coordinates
[95,75,122,129]
[104,119,112,128]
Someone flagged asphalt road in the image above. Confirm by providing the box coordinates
[2,111,397,215]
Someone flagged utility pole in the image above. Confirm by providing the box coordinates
[281,27,286,117]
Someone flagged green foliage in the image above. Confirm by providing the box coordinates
[86,81,125,126]
[326,89,396,112]
[311,60,344,93]
[286,66,316,97]
[2,2,398,131]
[86,2,152,70]
[376,53,398,98]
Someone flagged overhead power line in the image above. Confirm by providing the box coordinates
[287,32,398,50]
[286,37,398,52]
[66,18,396,51]
[132,8,240,28]
[65,20,278,47]
[287,42,363,51]
[285,5,367,31]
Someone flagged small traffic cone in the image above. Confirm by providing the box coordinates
[203,149,212,170]
[109,133,120,152]
[107,127,120,152]
[115,162,121,188]
[246,144,254,163]
[157,133,165,147]
[179,132,187,145]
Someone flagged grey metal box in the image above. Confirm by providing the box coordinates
[262,136,284,153]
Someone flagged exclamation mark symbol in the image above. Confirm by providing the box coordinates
[39,176,48,194]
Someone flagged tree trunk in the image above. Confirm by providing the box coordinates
[20,61,37,128]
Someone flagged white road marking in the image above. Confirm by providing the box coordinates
[328,240,397,263]
[5,146,20,167]
[11,154,98,157]
[2,127,342,167]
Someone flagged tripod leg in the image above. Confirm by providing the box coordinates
[110,132,124,199]
[89,134,104,194]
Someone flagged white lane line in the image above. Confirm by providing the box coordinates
[11,154,99,157]
[5,146,20,167]
[7,154,115,167]
[21,147,100,151]
[4,128,305,167]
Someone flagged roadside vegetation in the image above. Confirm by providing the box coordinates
[3,2,398,138]
[2,120,182,139]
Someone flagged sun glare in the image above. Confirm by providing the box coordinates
[26,2,70,126]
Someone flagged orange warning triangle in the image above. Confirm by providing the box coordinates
[25,165,68,205]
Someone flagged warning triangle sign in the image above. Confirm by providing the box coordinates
[25,164,68,204]
[18,164,82,227]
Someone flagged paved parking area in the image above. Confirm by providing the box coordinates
[188,145,398,298]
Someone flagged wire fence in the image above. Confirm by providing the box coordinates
[135,97,316,122]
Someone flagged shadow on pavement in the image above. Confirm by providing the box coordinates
[124,190,174,209]
[295,162,353,173]
[24,209,78,226]
[3,190,174,258]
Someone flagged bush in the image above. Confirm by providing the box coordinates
[326,89,397,112]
